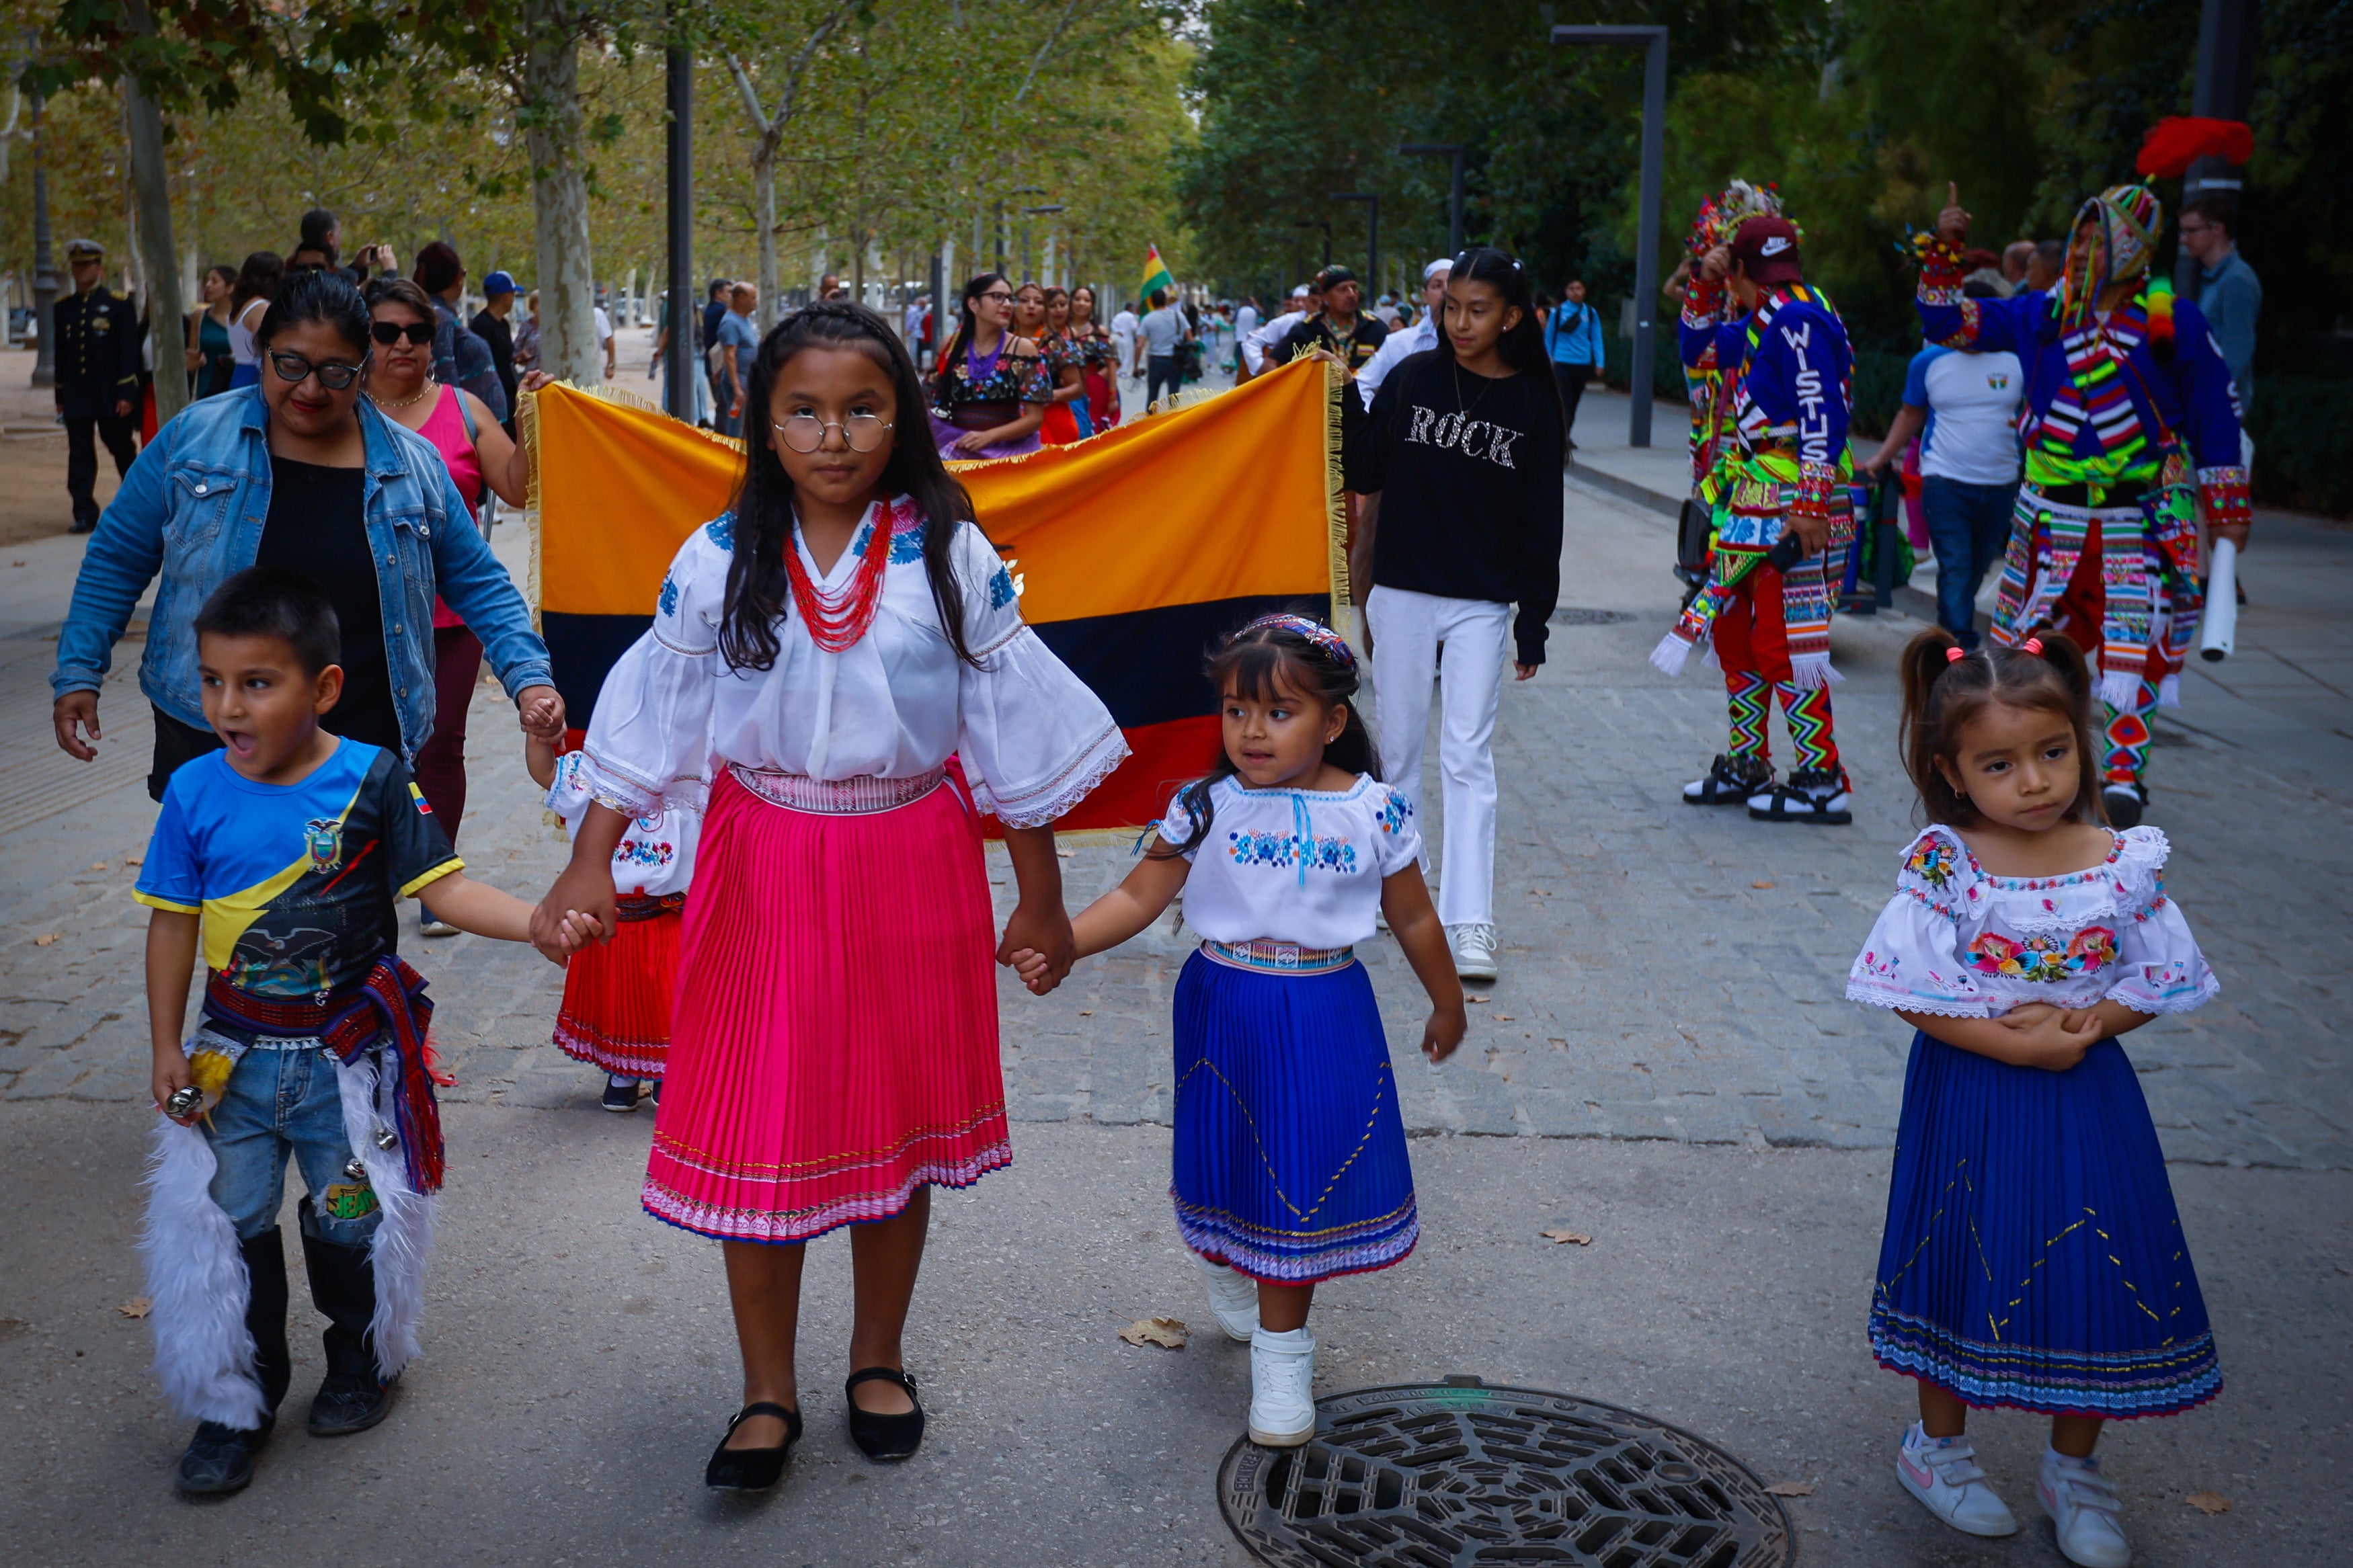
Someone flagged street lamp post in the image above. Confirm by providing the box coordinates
[1398,142,1466,255]
[29,93,57,388]
[1328,192,1379,298]
[662,34,695,422]
[2174,0,2257,298]
[1550,25,1667,448]
[998,185,1044,276]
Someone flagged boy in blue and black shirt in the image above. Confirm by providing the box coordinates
[135,565,586,1496]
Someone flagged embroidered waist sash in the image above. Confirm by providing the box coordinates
[727,763,947,815]
[1201,938,1356,975]
[204,957,445,1195]
[615,891,687,922]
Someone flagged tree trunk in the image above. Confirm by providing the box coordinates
[120,0,184,422]
[754,140,779,331]
[524,3,600,384]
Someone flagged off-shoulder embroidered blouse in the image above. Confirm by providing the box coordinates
[577,497,1128,829]
[1846,823,2217,1019]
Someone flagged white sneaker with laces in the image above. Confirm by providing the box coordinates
[2040,1448,2131,1567]
[1247,1326,1316,1447]
[1446,922,1499,983]
[1895,1422,2018,1537]
[1197,1256,1259,1342]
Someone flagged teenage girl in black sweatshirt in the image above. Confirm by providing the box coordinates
[1342,246,1566,985]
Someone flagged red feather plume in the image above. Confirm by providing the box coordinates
[2135,117,2254,179]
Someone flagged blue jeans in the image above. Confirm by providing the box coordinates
[1921,475,2020,648]
[1147,354,1181,408]
[202,1038,380,1246]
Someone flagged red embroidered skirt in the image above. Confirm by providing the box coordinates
[641,767,1010,1243]
[554,897,683,1079]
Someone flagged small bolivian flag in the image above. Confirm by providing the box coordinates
[1140,244,1174,302]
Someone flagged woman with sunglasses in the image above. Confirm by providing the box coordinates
[364,280,541,916]
[926,272,1051,460]
[51,268,565,798]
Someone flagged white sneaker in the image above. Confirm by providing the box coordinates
[420,917,461,938]
[2040,1448,2132,1567]
[1446,922,1499,983]
[1247,1326,1316,1446]
[1198,1256,1259,1342]
[1895,1422,2019,1537]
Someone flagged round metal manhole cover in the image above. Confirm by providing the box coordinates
[1550,608,1632,626]
[1218,1378,1795,1567]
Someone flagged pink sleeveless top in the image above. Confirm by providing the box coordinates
[417,385,485,630]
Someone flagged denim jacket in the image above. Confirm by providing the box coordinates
[51,384,553,764]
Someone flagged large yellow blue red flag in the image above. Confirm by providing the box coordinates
[524,359,1344,833]
[1139,244,1174,302]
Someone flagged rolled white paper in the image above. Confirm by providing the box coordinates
[2200,537,2237,662]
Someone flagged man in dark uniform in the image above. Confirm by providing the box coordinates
[1271,265,1388,374]
[54,239,142,534]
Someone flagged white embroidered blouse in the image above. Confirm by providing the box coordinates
[1156,774,1423,950]
[577,499,1127,828]
[545,750,698,898]
[1845,823,2218,1019]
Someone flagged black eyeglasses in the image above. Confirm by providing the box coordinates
[370,321,435,347]
[266,350,370,391]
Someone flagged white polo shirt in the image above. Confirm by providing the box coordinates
[1905,345,2025,486]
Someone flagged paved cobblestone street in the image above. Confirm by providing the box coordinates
[2,457,2347,1565]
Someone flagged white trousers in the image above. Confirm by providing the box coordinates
[1365,585,1510,927]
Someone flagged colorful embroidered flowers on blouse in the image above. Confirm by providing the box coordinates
[1372,790,1412,837]
[1227,829,1360,874]
[1907,837,1960,888]
[1965,926,2118,983]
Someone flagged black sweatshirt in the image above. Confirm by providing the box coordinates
[1343,350,1564,665]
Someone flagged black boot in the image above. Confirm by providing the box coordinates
[300,1216,395,1436]
[174,1229,290,1495]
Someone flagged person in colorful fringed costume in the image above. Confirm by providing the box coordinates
[528,735,699,1111]
[136,567,584,1496]
[1662,203,1860,825]
[1915,182,2251,827]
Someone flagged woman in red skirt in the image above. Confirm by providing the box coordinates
[531,300,1125,1489]
[528,736,694,1111]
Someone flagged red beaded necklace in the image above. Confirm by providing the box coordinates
[783,501,902,652]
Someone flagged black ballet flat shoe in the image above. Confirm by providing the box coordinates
[845,1367,925,1462]
[704,1401,801,1491]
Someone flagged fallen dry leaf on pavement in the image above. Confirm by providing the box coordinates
[1496,1015,1515,1022]
[117,1298,152,1319]
[2184,1492,2232,1515]
[1119,1315,1189,1350]
[33,934,61,946]
[1765,1480,1815,1497]
[89,862,107,872]
[1753,880,1775,889]
[1466,993,1489,1004]
[123,854,143,866]
[1540,1227,1593,1246]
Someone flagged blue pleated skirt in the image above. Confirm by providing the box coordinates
[1871,1031,2221,1419]
[1170,950,1418,1284]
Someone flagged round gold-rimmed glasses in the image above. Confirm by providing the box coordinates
[773,412,893,453]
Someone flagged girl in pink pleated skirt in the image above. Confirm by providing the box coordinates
[532,300,1127,1487]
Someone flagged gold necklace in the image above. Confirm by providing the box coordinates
[370,377,436,411]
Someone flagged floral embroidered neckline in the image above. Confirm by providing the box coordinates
[1952,829,2124,890]
[1220,774,1377,802]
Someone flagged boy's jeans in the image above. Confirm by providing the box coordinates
[202,1037,381,1247]
[1921,474,2020,649]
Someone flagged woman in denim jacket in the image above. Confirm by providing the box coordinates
[50,270,565,798]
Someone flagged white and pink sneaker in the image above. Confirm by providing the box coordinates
[1895,1421,2019,1536]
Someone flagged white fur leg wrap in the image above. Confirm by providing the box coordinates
[1649,632,1694,678]
[2096,669,2145,712]
[1787,655,1845,691]
[2157,672,2181,709]
[335,1053,436,1383]
[141,1118,269,1428]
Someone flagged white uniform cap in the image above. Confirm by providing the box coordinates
[1423,259,1453,281]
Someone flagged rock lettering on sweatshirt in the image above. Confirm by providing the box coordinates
[1403,405,1522,469]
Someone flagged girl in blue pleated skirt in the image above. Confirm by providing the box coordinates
[1010,614,1465,1448]
[1846,629,2222,1568]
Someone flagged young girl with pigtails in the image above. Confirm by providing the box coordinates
[533,300,1125,1489]
[1846,628,2221,1568]
[1013,615,1466,1450]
